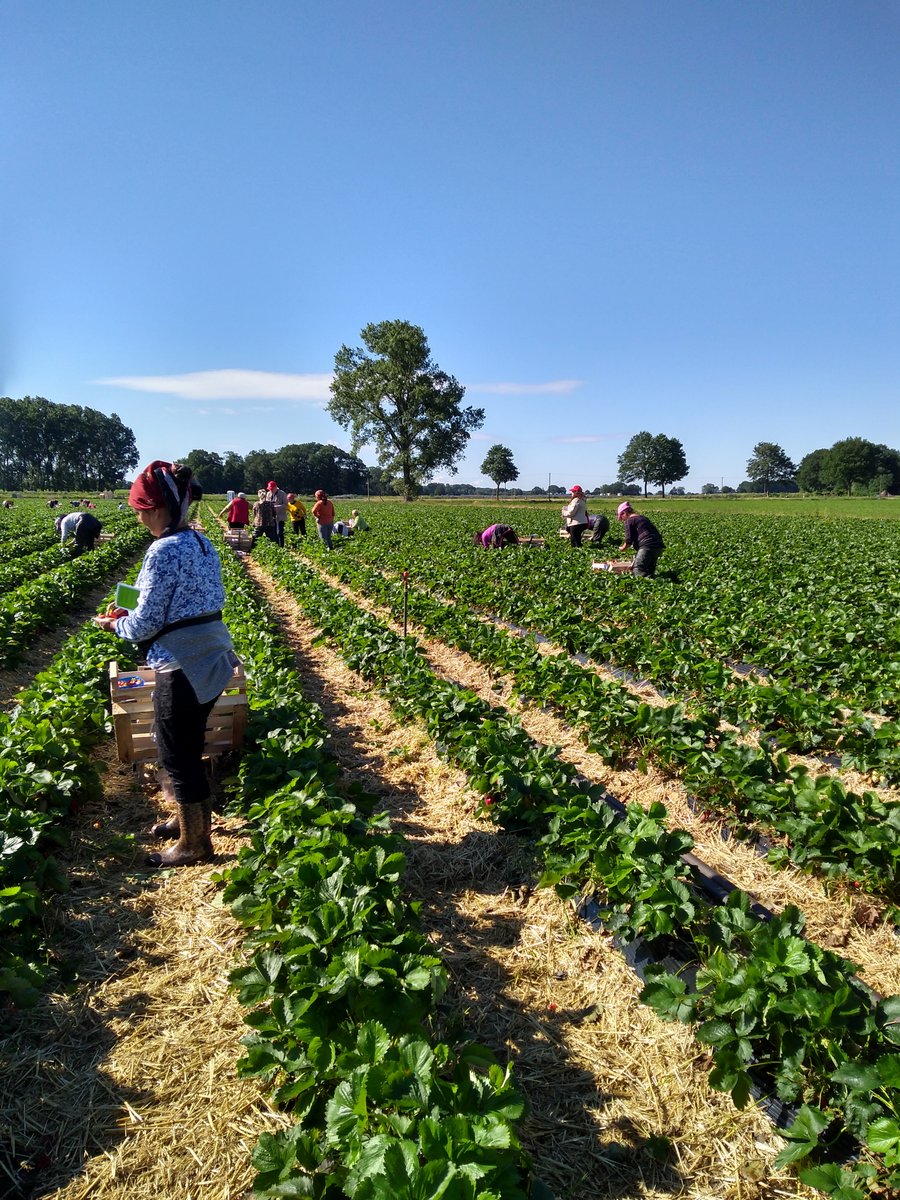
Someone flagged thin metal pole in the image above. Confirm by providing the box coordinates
[402,570,409,638]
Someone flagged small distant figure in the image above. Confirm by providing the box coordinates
[347,509,369,533]
[251,489,277,546]
[312,489,335,549]
[1,500,12,510]
[70,499,81,507]
[267,480,288,548]
[56,510,103,554]
[561,485,589,547]
[287,493,307,536]
[47,499,60,509]
[593,502,665,577]
[219,491,250,529]
[226,489,235,503]
[474,523,519,549]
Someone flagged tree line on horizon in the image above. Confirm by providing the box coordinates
[5,323,899,501]
[0,396,138,491]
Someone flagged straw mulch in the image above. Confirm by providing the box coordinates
[307,558,900,999]
[419,635,900,999]
[0,740,287,1200]
[246,558,818,1200]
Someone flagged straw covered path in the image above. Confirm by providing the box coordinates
[1,552,816,1200]
[241,556,815,1200]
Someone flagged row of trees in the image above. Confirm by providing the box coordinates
[0,396,138,490]
[179,443,371,497]
[8,327,896,502]
[796,439,900,496]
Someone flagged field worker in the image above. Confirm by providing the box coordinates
[93,461,238,867]
[312,489,335,549]
[473,523,519,549]
[594,502,665,577]
[251,489,277,545]
[267,480,289,547]
[219,491,250,529]
[347,509,369,533]
[287,493,307,536]
[586,512,610,545]
[57,509,103,553]
[561,485,589,547]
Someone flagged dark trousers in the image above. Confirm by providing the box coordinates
[275,519,285,547]
[251,525,277,547]
[568,523,589,548]
[291,518,306,536]
[153,670,218,806]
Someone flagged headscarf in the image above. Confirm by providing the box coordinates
[315,489,326,500]
[128,460,193,534]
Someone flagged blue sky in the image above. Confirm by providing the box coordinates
[3,1,898,492]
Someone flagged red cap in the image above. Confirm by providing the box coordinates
[267,480,277,490]
[570,484,583,494]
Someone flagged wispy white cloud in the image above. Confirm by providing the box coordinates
[469,431,491,441]
[466,379,583,396]
[95,368,332,403]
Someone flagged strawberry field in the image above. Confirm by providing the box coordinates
[2,497,900,1200]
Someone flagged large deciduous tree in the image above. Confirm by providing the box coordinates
[480,443,519,500]
[617,431,688,497]
[650,434,689,497]
[796,448,831,493]
[824,437,881,495]
[745,442,796,495]
[329,320,484,501]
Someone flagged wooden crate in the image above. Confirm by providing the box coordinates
[517,535,545,547]
[224,528,252,551]
[109,661,248,765]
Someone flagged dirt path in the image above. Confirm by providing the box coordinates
[244,557,813,1200]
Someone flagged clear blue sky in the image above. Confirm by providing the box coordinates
[3,1,898,491]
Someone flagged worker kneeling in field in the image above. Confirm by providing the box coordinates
[593,502,665,577]
[94,461,239,867]
[474,523,519,549]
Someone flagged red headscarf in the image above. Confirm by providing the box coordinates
[129,461,192,532]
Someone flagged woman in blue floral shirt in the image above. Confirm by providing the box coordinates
[95,461,237,866]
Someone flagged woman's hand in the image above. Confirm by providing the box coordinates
[94,605,127,632]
